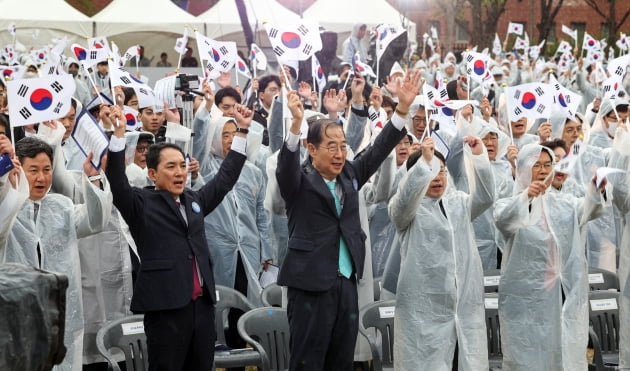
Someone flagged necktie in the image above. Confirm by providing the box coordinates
[326,181,353,278]
[177,200,203,300]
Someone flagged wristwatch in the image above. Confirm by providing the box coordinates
[235,127,249,134]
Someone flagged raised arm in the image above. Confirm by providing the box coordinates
[276,91,305,206]
[388,138,438,231]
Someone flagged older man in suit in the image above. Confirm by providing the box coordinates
[105,103,252,370]
[276,70,421,370]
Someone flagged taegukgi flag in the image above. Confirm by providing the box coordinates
[7,74,76,127]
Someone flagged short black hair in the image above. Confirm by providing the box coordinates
[123,87,136,105]
[540,139,567,152]
[258,75,281,94]
[160,52,167,58]
[16,137,53,166]
[407,150,445,171]
[382,95,396,109]
[307,119,345,147]
[215,87,242,106]
[97,61,108,67]
[146,142,185,171]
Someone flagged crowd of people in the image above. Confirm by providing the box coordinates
[0,21,630,371]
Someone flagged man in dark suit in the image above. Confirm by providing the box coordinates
[276,70,421,370]
[105,104,253,370]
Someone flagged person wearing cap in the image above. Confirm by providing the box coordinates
[342,23,368,63]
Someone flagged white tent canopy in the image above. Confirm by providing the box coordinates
[92,0,203,37]
[199,0,300,47]
[0,0,92,49]
[91,0,204,67]
[303,0,416,54]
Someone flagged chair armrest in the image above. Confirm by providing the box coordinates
[358,325,382,371]
[589,326,605,371]
[95,338,122,371]
[237,317,272,371]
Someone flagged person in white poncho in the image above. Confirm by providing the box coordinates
[494,143,608,371]
[389,135,494,371]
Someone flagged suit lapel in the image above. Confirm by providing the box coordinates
[306,170,339,218]
[160,192,188,229]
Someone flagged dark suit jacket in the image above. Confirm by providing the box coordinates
[276,121,406,292]
[106,148,246,312]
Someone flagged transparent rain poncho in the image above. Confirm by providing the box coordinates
[494,143,606,371]
[389,143,494,371]
[4,168,112,371]
[607,127,630,369]
[195,116,272,306]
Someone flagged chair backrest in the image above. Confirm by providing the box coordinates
[261,283,283,307]
[96,315,147,371]
[237,307,290,371]
[484,293,502,359]
[360,300,396,368]
[373,276,383,302]
[588,267,620,291]
[588,290,620,355]
[483,269,501,293]
[215,285,256,345]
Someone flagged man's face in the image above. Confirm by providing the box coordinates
[307,125,347,180]
[511,117,527,137]
[482,132,498,161]
[395,137,411,166]
[59,105,76,140]
[133,140,151,168]
[425,159,447,199]
[96,63,108,76]
[444,65,455,76]
[68,64,79,77]
[148,147,186,198]
[531,150,553,183]
[562,120,580,147]
[218,96,237,117]
[411,110,427,138]
[139,107,163,134]
[260,81,280,109]
[552,147,568,189]
[126,95,139,111]
[221,121,237,157]
[383,105,394,120]
[23,153,53,201]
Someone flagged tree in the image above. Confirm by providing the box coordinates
[583,0,630,47]
[456,0,510,49]
[537,0,564,43]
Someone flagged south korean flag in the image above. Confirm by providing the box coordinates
[7,74,76,127]
[506,83,554,122]
[265,20,322,61]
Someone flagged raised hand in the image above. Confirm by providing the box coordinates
[287,90,304,123]
[383,75,400,97]
[463,136,484,155]
[527,180,548,198]
[351,73,365,105]
[420,137,434,164]
[537,122,552,141]
[233,104,253,129]
[323,89,339,117]
[202,80,215,111]
[396,69,423,114]
[298,81,312,100]
[370,86,383,111]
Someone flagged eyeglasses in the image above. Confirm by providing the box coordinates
[319,144,348,154]
[532,162,553,170]
[136,146,149,153]
[412,116,426,123]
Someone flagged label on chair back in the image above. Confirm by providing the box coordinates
[588,273,605,284]
[484,297,499,309]
[379,307,395,318]
[484,276,500,286]
[590,299,618,311]
[121,322,145,335]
